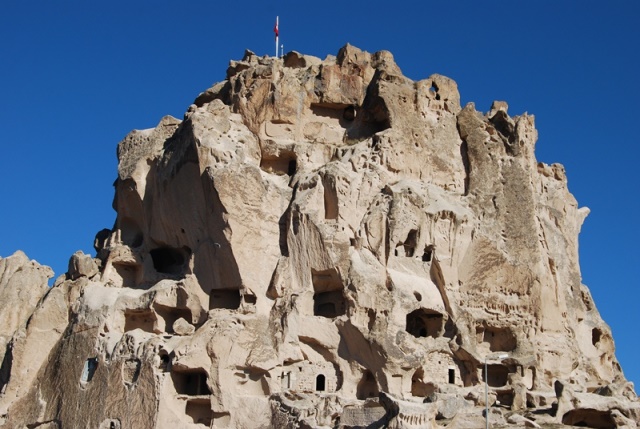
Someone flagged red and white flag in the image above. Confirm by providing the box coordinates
[274,16,280,57]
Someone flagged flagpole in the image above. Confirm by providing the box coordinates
[275,16,279,57]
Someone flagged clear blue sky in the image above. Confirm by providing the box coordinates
[1,1,638,389]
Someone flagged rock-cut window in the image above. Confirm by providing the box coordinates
[315,374,326,391]
[81,357,98,382]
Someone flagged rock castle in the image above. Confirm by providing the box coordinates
[0,45,638,428]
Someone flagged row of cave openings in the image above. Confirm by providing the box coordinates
[119,250,526,371]
[81,353,450,402]
[122,290,257,337]
[280,365,379,400]
[79,351,531,427]
[81,352,214,426]
[84,354,612,428]
[122,291,257,338]
[311,268,455,344]
[80,356,146,387]
[159,352,213,425]
[302,365,460,400]
[122,249,437,325]
[80,353,523,394]
[112,236,257,317]
[115,209,437,322]
[117,233,531,384]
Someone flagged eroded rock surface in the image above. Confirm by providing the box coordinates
[1,45,638,428]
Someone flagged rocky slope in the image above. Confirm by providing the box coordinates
[0,45,638,428]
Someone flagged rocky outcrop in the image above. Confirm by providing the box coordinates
[0,252,52,370]
[0,252,65,423]
[0,45,637,428]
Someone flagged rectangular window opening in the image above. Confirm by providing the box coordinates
[81,357,98,383]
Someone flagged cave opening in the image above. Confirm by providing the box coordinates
[323,177,339,220]
[0,343,13,392]
[172,369,211,396]
[315,374,326,391]
[592,328,602,347]
[287,159,297,176]
[395,229,418,257]
[260,150,297,176]
[154,305,193,334]
[562,409,616,429]
[477,325,517,352]
[406,308,444,338]
[209,289,242,310]
[313,290,346,318]
[356,370,379,400]
[150,247,189,276]
[186,400,213,426]
[124,309,156,333]
[422,245,434,262]
[81,357,98,383]
[311,268,346,318]
[483,364,510,388]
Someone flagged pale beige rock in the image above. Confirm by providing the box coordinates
[555,379,640,427]
[0,45,638,428]
[506,413,541,428]
[0,252,61,421]
[436,394,472,420]
[68,250,100,280]
[0,251,52,348]
[446,411,487,429]
[0,252,52,374]
[173,317,195,336]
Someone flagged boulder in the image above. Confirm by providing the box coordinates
[68,250,100,280]
[172,318,195,336]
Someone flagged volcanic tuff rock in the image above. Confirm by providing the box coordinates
[0,45,638,428]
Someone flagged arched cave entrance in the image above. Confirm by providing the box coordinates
[150,246,189,276]
[312,269,346,318]
[356,370,379,400]
[316,374,326,392]
[406,308,444,338]
[483,364,510,388]
[171,368,211,396]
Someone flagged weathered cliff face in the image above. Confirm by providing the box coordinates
[1,45,638,429]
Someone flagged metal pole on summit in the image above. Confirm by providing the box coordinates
[274,16,279,57]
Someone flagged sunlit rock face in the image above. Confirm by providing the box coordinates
[1,45,638,429]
